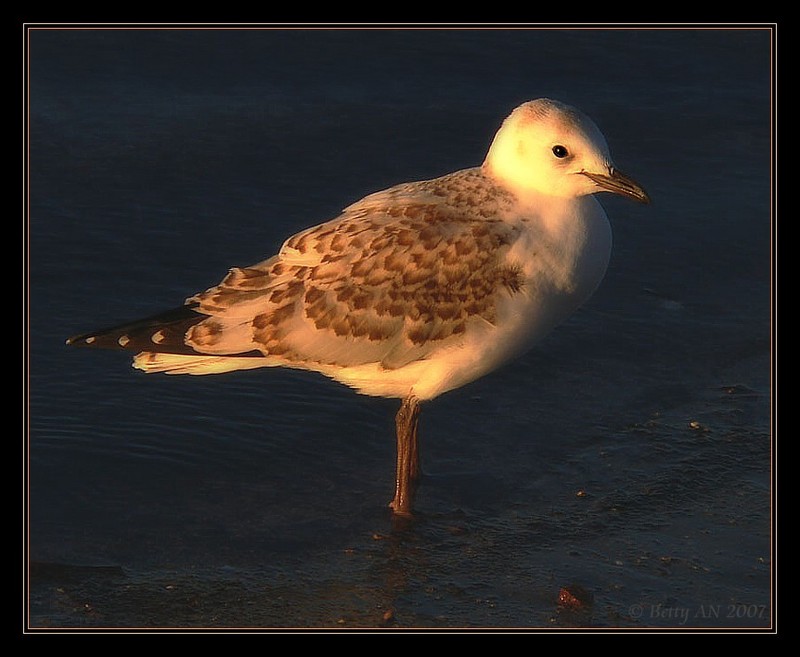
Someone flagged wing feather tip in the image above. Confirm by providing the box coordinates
[65,333,97,347]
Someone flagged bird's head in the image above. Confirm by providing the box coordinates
[484,98,649,204]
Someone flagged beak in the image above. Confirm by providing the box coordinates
[582,168,650,204]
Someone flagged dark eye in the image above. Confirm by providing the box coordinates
[552,145,569,158]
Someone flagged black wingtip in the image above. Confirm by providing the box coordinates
[65,333,95,346]
[65,303,206,354]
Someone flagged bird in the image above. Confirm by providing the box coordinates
[66,98,649,516]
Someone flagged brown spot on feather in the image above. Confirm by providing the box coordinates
[264,303,295,327]
[369,323,393,341]
[188,319,224,347]
[310,261,341,281]
[311,310,332,330]
[336,286,355,302]
[350,258,373,278]
[330,233,348,252]
[223,267,270,289]
[455,239,476,256]
[252,314,270,330]
[407,324,431,345]
[384,251,407,271]
[396,229,416,247]
[370,235,392,251]
[402,267,429,286]
[435,302,461,321]
[291,235,309,253]
[305,287,325,304]
[270,280,304,304]
[331,316,350,337]
[351,291,373,310]
[264,341,290,356]
[364,268,392,286]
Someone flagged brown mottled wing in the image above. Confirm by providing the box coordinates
[187,171,522,370]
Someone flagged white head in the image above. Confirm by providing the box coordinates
[484,99,649,203]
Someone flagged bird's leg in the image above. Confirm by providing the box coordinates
[389,396,421,516]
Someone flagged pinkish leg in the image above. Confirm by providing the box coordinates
[389,396,421,516]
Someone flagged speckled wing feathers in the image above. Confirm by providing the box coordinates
[184,168,524,371]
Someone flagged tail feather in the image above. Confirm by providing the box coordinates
[133,351,274,375]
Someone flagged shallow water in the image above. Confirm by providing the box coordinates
[27,27,772,630]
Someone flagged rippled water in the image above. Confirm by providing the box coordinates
[28,27,772,629]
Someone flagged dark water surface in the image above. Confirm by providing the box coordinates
[27,28,773,629]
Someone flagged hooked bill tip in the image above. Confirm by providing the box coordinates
[582,170,650,204]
